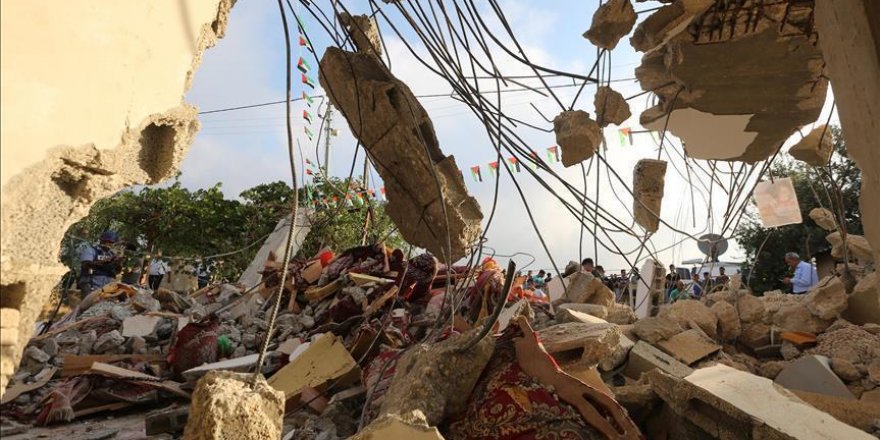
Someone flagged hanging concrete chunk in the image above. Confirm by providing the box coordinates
[339,13,383,56]
[633,1,827,163]
[553,110,601,167]
[594,86,631,127]
[809,207,837,231]
[826,231,875,263]
[632,159,667,232]
[319,48,482,262]
[583,0,637,50]
[789,124,834,166]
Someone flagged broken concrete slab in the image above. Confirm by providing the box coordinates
[351,412,443,440]
[556,307,608,325]
[804,276,848,320]
[632,316,683,343]
[606,302,638,324]
[537,322,621,368]
[827,231,875,263]
[656,329,721,365]
[736,292,765,323]
[632,159,667,232]
[789,124,834,166]
[843,273,880,325]
[121,315,161,338]
[710,300,741,340]
[660,299,717,339]
[557,272,614,308]
[583,0,637,50]
[594,86,631,127]
[267,333,358,400]
[776,355,856,400]
[182,354,260,383]
[557,302,608,319]
[810,207,838,231]
[600,334,634,372]
[793,390,880,434]
[182,371,284,440]
[623,340,693,380]
[648,365,873,440]
[319,47,482,262]
[630,0,714,53]
[773,302,833,334]
[553,110,601,167]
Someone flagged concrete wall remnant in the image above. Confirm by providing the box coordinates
[632,159,667,233]
[319,47,483,262]
[0,0,236,396]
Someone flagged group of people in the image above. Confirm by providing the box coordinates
[665,264,733,303]
[77,230,215,294]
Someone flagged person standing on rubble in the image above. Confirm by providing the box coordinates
[78,230,123,293]
[581,258,600,277]
[689,273,703,299]
[783,252,818,294]
[669,280,689,302]
[194,258,212,289]
[147,252,171,291]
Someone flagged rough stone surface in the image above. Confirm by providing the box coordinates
[606,303,638,325]
[594,86,632,127]
[93,330,125,354]
[772,303,833,334]
[632,316,683,343]
[710,300,741,340]
[319,47,482,262]
[378,327,494,426]
[789,124,834,166]
[556,308,607,325]
[809,207,838,231]
[827,231,875,263]
[660,299,717,339]
[803,276,848,320]
[632,159,667,233]
[780,341,801,361]
[869,359,880,384]
[844,273,880,325]
[736,293,764,323]
[758,361,788,380]
[600,334,635,372]
[339,13,382,56]
[558,272,614,309]
[807,320,880,366]
[831,358,863,382]
[0,0,236,396]
[553,110,601,167]
[557,303,608,320]
[583,0,637,50]
[630,0,714,52]
[352,412,443,440]
[182,371,284,440]
[740,322,771,350]
[537,322,621,368]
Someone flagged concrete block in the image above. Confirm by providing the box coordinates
[267,333,358,399]
[843,273,880,325]
[775,355,856,400]
[537,322,620,368]
[656,329,721,365]
[182,371,284,440]
[623,340,692,380]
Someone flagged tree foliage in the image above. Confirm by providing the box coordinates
[62,174,405,281]
[734,126,863,293]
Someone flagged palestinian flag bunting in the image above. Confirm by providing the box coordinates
[297,57,311,74]
[546,146,560,163]
[301,74,315,88]
[488,161,499,176]
[302,91,314,106]
[470,166,482,182]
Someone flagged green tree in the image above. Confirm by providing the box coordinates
[734,126,862,293]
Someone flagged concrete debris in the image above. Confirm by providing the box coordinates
[843,273,880,325]
[648,365,872,439]
[594,86,632,127]
[632,159,667,232]
[583,0,637,50]
[623,340,693,380]
[792,390,880,434]
[807,320,880,367]
[831,357,863,383]
[656,329,721,365]
[757,360,787,380]
[789,124,834,166]
[557,272,614,308]
[319,47,483,262]
[267,333,359,400]
[776,355,856,400]
[0,308,20,347]
[351,412,443,440]
[537,322,621,368]
[121,315,161,338]
[92,330,125,355]
[557,302,609,320]
[552,110,602,167]
[709,300,741,340]
[780,341,801,361]
[557,307,608,325]
[632,316,683,343]
[634,1,827,162]
[339,13,383,56]
[182,371,284,440]
[601,334,635,372]
[772,302,833,334]
[810,207,838,231]
[827,231,875,263]
[803,276,848,320]
[659,299,717,339]
[606,302,639,325]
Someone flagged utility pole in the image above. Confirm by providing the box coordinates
[323,105,334,175]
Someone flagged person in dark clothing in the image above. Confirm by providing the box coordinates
[78,230,123,293]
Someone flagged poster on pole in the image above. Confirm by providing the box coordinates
[753,178,802,228]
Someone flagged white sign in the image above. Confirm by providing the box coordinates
[754,178,802,228]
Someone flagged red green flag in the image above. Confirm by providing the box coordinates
[297,57,311,74]
[302,91,314,106]
[470,166,482,182]
[618,127,632,147]
[546,146,559,163]
[304,126,314,139]
[301,74,315,88]
[302,110,313,124]
[507,157,520,172]
[488,161,499,176]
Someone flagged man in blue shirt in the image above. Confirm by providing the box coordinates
[783,252,818,294]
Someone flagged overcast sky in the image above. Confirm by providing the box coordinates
[179,0,837,273]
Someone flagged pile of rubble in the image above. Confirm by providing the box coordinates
[1,243,878,439]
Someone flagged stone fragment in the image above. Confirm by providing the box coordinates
[803,276,847,320]
[648,365,871,440]
[630,0,714,52]
[831,358,862,382]
[557,302,608,319]
[267,333,358,399]
[772,303,833,334]
[776,355,855,399]
[24,346,49,364]
[600,334,635,372]
[758,360,787,379]
[79,330,97,355]
[583,0,637,50]
[632,159,667,233]
[122,315,162,337]
[556,307,607,325]
[789,124,834,166]
[632,316,683,343]
[741,322,771,349]
[339,13,382,56]
[861,389,880,404]
[93,330,125,354]
[623,340,693,380]
[863,323,880,335]
[827,231,875,263]
[553,110,601,167]
[537,322,620,368]
[594,86,632,127]
[319,48,482,262]
[352,412,443,440]
[130,336,147,355]
[809,207,837,231]
[843,273,880,325]
[182,371,284,440]
[557,272,614,308]
[656,329,721,365]
[41,339,58,358]
[710,300,741,340]
[736,293,764,323]
[660,299,717,339]
[869,359,880,384]
[780,341,801,361]
[606,303,638,324]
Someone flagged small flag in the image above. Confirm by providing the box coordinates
[618,128,632,147]
[488,161,499,176]
[470,166,482,182]
[302,91,314,106]
[299,35,310,47]
[380,187,386,200]
[528,151,539,170]
[301,74,315,88]
[297,57,311,74]
[546,146,559,163]
[305,158,312,165]
[306,169,313,176]
[507,157,520,173]
[304,126,314,139]
[303,110,313,123]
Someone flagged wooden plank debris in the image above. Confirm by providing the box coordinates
[88,362,189,399]
[267,333,359,399]
[304,279,342,303]
[0,367,57,404]
[62,354,165,377]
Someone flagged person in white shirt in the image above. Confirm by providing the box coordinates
[783,252,818,294]
[148,252,171,290]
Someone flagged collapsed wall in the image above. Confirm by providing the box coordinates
[0,0,236,395]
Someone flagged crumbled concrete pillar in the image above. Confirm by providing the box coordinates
[319,47,482,262]
[632,159,667,232]
[809,207,838,231]
[182,371,285,440]
[553,110,601,167]
[583,0,637,50]
[594,86,631,127]
[339,13,382,56]
[789,124,834,166]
